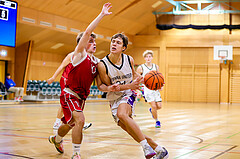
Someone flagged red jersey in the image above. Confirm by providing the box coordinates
[60,63,73,91]
[62,63,73,79]
[60,54,74,90]
[66,54,98,100]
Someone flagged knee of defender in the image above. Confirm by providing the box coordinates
[74,118,85,127]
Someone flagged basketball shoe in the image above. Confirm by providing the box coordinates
[18,97,23,101]
[155,121,161,128]
[149,108,161,128]
[154,147,169,159]
[83,122,92,130]
[143,144,156,159]
[48,135,64,153]
[71,152,81,159]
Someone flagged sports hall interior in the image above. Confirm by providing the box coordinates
[1,0,240,159]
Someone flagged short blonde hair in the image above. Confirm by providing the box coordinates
[143,50,154,57]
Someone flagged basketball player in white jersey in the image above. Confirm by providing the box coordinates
[98,33,168,159]
[137,50,163,128]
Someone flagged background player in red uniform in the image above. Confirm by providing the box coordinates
[48,3,113,159]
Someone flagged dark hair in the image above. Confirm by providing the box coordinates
[76,32,96,44]
[111,33,128,51]
[6,73,10,76]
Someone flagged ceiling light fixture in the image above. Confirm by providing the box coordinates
[152,1,162,8]
[51,43,64,49]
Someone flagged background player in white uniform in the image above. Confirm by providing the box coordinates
[137,50,163,128]
[98,33,168,159]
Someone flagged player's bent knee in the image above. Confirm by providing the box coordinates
[151,104,157,110]
[157,102,162,109]
[117,112,128,121]
[74,119,85,127]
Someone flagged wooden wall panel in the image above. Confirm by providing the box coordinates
[15,41,32,87]
[166,48,220,103]
[166,76,181,102]
[0,46,15,79]
[181,77,193,102]
[194,77,207,102]
[28,51,66,81]
[0,61,5,83]
[230,55,240,103]
[127,47,159,66]
[207,77,220,103]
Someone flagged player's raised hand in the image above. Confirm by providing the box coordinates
[109,83,120,92]
[101,2,112,16]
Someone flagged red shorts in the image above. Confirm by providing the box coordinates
[60,92,85,125]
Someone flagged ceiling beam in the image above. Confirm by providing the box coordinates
[153,0,240,15]
[18,6,134,42]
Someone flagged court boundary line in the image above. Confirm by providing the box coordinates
[0,152,34,159]
[210,145,238,159]
[174,131,240,158]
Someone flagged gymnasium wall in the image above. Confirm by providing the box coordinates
[27,50,66,81]
[0,46,15,83]
[132,13,240,103]
[11,8,240,103]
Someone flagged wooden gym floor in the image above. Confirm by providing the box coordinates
[0,101,240,159]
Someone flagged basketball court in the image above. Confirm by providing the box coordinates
[0,47,237,159]
[0,101,240,159]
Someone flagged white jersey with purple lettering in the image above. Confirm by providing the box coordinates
[101,53,134,101]
[101,53,136,123]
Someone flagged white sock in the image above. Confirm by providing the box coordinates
[155,145,164,153]
[72,143,81,155]
[140,139,148,148]
[55,133,63,143]
[55,118,61,123]
[155,118,159,122]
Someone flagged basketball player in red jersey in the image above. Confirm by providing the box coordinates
[47,49,91,131]
[98,33,168,159]
[48,3,113,159]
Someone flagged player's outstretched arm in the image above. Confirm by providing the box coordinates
[47,52,73,84]
[73,3,112,57]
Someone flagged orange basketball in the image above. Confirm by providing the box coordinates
[144,70,164,90]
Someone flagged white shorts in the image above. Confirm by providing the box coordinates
[144,89,162,103]
[109,90,136,123]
